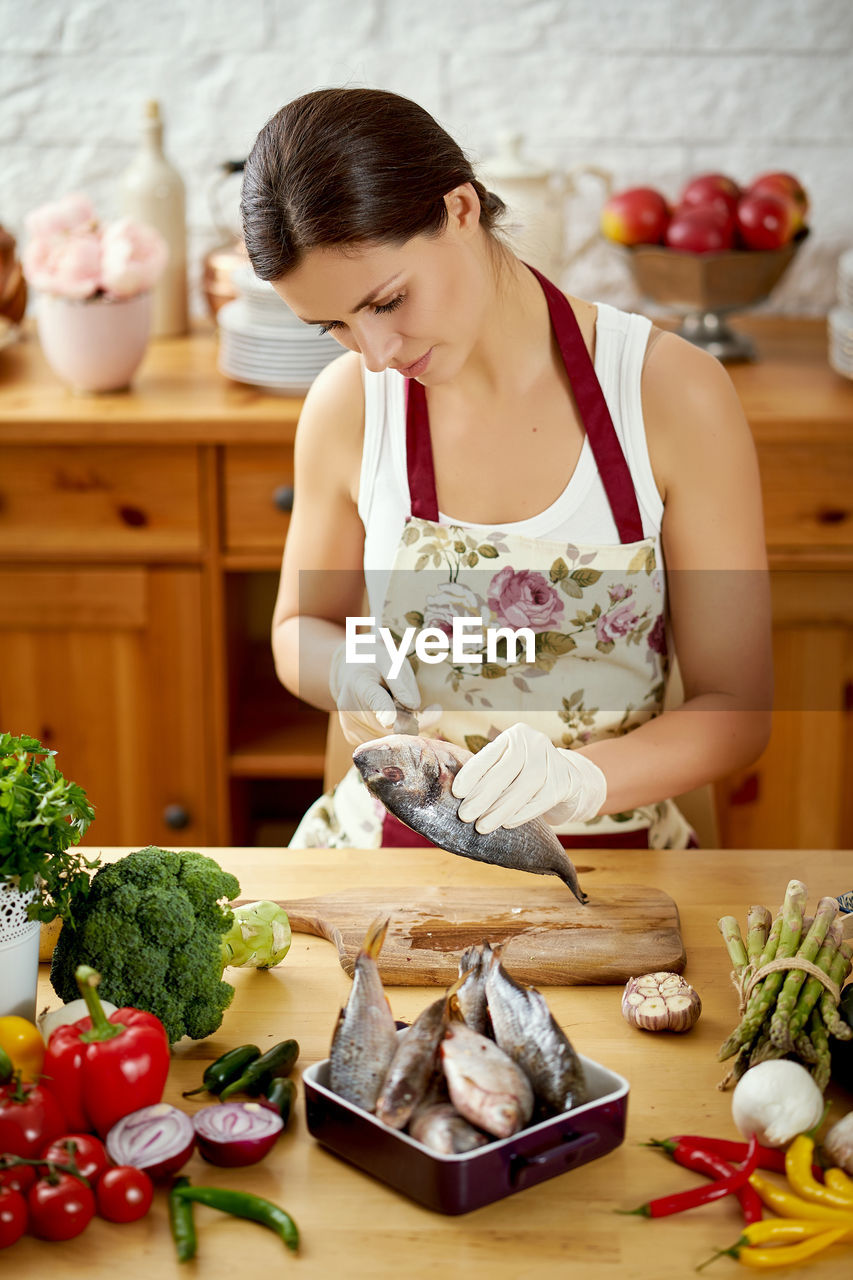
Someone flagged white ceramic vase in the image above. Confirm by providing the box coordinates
[0,880,41,1021]
[37,291,152,393]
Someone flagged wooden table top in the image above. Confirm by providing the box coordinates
[1,316,850,445]
[23,846,852,1278]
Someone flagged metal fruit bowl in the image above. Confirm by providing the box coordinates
[620,230,808,361]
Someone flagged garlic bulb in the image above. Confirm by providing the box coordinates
[621,971,702,1033]
[823,1112,853,1175]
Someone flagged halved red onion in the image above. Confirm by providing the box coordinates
[193,1101,283,1167]
[105,1104,195,1180]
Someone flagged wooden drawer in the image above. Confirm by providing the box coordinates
[0,445,202,557]
[758,443,853,551]
[222,445,294,554]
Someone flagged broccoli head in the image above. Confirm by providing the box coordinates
[50,846,241,1044]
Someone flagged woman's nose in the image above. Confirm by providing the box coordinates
[356,322,402,373]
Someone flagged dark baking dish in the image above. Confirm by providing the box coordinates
[303,1041,629,1215]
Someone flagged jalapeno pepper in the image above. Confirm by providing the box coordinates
[785,1134,853,1210]
[261,1078,296,1128]
[182,1045,261,1098]
[624,1134,759,1219]
[168,1176,197,1263]
[219,1039,299,1101]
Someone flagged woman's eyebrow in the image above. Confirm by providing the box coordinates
[301,273,402,324]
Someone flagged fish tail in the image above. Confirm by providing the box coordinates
[555,863,588,905]
[362,913,391,959]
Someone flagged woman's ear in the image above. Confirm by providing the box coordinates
[443,182,482,236]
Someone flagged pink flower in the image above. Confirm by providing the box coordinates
[24,193,96,240]
[100,218,168,299]
[487,566,564,630]
[595,600,640,645]
[23,231,103,300]
[647,614,667,656]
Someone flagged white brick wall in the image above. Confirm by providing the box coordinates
[3,0,851,317]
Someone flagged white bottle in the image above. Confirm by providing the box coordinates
[120,100,188,337]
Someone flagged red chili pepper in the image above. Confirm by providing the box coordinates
[649,1138,763,1224]
[625,1133,760,1218]
[42,966,170,1140]
[660,1135,824,1180]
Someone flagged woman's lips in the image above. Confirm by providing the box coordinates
[396,348,433,378]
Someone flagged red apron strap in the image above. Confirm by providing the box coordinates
[525,264,644,543]
[405,379,439,522]
[403,266,645,543]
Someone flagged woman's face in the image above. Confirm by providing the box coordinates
[271,187,492,384]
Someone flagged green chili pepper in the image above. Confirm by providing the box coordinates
[263,1077,296,1128]
[182,1044,261,1098]
[169,1177,197,1263]
[219,1038,299,1101]
[173,1183,299,1253]
[0,1045,13,1085]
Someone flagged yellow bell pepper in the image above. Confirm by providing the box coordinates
[785,1134,853,1210]
[0,1016,45,1082]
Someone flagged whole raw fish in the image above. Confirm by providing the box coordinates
[352,735,588,904]
[440,1021,534,1138]
[484,949,588,1114]
[408,1102,490,1154]
[375,995,448,1129]
[456,941,494,1036]
[329,915,398,1112]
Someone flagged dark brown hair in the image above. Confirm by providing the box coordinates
[240,87,505,281]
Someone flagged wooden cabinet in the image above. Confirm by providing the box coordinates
[0,318,851,849]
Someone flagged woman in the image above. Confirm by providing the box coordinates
[241,87,772,850]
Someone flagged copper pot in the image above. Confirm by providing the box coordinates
[202,159,249,319]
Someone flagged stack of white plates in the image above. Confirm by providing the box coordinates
[217,265,341,392]
[828,249,853,380]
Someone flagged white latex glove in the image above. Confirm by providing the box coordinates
[450,722,607,834]
[328,640,441,746]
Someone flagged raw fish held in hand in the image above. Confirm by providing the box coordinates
[352,734,588,904]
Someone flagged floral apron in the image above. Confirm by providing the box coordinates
[290,266,693,850]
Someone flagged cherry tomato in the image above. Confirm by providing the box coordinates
[41,1133,109,1186]
[27,1171,96,1241]
[0,1162,36,1196]
[0,1080,67,1159]
[0,1186,28,1249]
[95,1166,153,1223]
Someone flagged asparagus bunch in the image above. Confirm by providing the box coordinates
[717,880,852,1092]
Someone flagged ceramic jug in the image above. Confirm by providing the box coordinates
[478,133,612,282]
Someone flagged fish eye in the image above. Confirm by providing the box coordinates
[382,766,404,782]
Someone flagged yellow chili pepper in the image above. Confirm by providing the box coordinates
[742,1217,853,1246]
[749,1171,853,1222]
[824,1168,853,1200]
[0,1016,44,1083]
[736,1228,848,1269]
[785,1134,853,1210]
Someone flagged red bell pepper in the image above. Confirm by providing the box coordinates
[42,966,170,1139]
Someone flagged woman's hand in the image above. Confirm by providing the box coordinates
[329,642,441,746]
[450,723,607,834]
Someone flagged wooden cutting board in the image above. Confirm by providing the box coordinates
[255,884,685,985]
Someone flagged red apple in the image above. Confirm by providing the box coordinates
[747,172,809,227]
[678,172,741,223]
[664,206,736,253]
[600,187,670,246]
[735,191,799,250]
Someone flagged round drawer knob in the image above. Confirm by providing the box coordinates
[272,484,294,513]
[163,804,191,830]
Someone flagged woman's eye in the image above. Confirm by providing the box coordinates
[317,294,404,337]
[373,294,404,316]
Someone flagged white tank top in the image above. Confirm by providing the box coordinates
[357,302,663,614]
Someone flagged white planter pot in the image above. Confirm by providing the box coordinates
[0,881,41,1021]
[37,291,153,393]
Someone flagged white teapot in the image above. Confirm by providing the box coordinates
[478,133,612,282]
